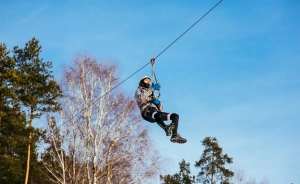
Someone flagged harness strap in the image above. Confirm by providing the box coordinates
[140,102,150,110]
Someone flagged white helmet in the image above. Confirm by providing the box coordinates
[138,76,151,88]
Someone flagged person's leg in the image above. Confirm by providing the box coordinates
[143,108,186,144]
[153,112,167,128]
[152,112,180,135]
[143,108,174,136]
[168,113,187,144]
[170,113,179,134]
[156,112,186,144]
[143,107,168,128]
[153,112,175,136]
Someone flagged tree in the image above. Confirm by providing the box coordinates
[41,117,78,184]
[42,54,163,184]
[195,137,234,184]
[160,174,181,184]
[0,43,28,184]
[1,41,53,184]
[160,159,196,184]
[230,169,270,184]
[231,169,245,184]
[12,37,62,184]
[0,43,14,118]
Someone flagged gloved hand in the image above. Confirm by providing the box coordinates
[152,98,161,105]
[151,83,161,90]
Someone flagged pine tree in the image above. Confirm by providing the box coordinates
[0,43,28,183]
[160,159,196,184]
[12,37,62,184]
[0,108,28,184]
[0,43,16,121]
[195,137,234,184]
[178,159,197,184]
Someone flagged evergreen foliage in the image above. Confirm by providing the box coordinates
[195,137,234,184]
[160,159,196,184]
[0,38,62,183]
[0,43,28,184]
[12,37,62,184]
[160,137,234,184]
[13,37,62,116]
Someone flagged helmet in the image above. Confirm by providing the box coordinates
[139,76,151,88]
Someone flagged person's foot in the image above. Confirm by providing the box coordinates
[164,123,175,136]
[170,133,187,144]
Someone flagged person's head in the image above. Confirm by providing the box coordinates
[139,76,151,88]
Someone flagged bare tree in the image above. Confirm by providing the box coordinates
[245,178,257,184]
[245,178,269,184]
[231,170,245,184]
[258,178,270,184]
[42,54,162,184]
[230,169,270,184]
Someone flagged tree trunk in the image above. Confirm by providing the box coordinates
[105,148,112,184]
[24,111,33,184]
[211,149,214,184]
[24,136,31,184]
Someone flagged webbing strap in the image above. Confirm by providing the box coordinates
[151,58,161,98]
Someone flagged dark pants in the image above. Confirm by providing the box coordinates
[142,106,179,134]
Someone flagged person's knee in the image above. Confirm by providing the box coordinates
[170,113,179,121]
[154,112,163,121]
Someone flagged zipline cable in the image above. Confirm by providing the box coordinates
[155,0,223,59]
[53,0,223,131]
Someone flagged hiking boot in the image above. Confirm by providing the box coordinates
[170,133,187,144]
[164,123,175,136]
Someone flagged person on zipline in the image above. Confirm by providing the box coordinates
[135,76,187,144]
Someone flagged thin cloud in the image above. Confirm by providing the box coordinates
[13,4,48,27]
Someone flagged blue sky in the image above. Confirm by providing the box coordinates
[1,0,300,183]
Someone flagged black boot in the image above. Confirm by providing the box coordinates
[164,123,175,136]
[170,133,187,144]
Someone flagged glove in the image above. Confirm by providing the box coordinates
[152,98,161,105]
[151,83,161,90]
